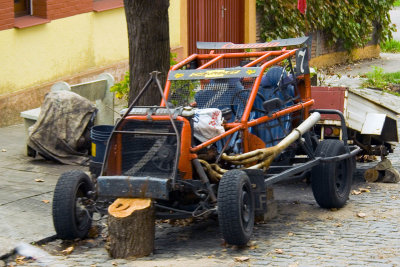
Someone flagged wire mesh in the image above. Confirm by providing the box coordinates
[118,120,183,178]
[169,77,256,120]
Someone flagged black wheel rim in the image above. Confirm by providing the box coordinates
[74,182,91,232]
[335,160,347,196]
[240,184,252,230]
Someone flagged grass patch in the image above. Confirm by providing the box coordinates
[395,0,400,7]
[362,66,400,95]
[380,39,400,53]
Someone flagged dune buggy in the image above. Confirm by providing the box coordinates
[52,37,360,245]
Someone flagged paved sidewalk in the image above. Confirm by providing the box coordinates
[0,124,86,257]
[322,53,400,89]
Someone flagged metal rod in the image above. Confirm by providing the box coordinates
[310,109,349,151]
[264,159,320,186]
[248,112,321,169]
[101,75,155,175]
[112,131,176,136]
[198,55,224,69]
[320,147,361,162]
[153,72,181,188]
[192,158,217,202]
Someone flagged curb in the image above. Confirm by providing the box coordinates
[0,235,57,260]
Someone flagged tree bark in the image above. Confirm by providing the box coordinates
[123,0,170,106]
[107,198,155,258]
[382,168,400,183]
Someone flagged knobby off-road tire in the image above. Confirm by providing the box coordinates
[52,170,94,240]
[218,170,255,246]
[311,139,353,209]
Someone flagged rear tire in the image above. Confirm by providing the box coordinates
[52,170,94,239]
[311,139,352,209]
[218,170,255,246]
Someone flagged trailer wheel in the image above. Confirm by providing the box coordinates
[218,170,255,246]
[52,170,94,240]
[311,140,352,209]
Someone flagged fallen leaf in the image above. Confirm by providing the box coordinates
[248,240,257,246]
[15,256,27,264]
[391,196,397,200]
[351,190,361,195]
[221,248,227,252]
[275,249,284,254]
[1,149,6,152]
[288,232,294,236]
[42,200,50,204]
[112,262,118,266]
[208,255,215,259]
[335,223,343,227]
[357,212,366,218]
[35,179,45,183]
[61,246,74,255]
[249,245,258,250]
[359,188,370,193]
[234,256,249,262]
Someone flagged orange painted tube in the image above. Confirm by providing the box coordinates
[196,50,286,60]
[247,99,314,127]
[241,50,297,123]
[243,52,273,67]
[198,55,224,69]
[190,124,243,153]
[161,54,198,107]
[171,54,198,71]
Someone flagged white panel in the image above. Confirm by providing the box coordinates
[361,113,386,135]
[346,92,398,133]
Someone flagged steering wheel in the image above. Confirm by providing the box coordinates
[230,89,267,117]
[151,136,176,172]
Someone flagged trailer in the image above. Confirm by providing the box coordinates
[311,87,399,157]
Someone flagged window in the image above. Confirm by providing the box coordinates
[14,0,31,17]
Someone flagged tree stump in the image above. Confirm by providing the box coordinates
[107,198,155,258]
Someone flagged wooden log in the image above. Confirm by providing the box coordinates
[107,198,155,258]
[364,168,381,183]
[381,168,400,183]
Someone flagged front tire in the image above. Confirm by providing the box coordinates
[311,139,352,209]
[218,170,255,246]
[52,170,94,239]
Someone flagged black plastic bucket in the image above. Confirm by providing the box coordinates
[90,125,114,163]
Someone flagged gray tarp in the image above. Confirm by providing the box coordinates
[28,91,96,165]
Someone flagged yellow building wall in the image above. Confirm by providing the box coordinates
[169,0,181,49]
[245,0,256,43]
[0,9,128,96]
[0,1,254,96]
[0,5,184,96]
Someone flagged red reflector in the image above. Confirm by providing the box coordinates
[324,127,333,136]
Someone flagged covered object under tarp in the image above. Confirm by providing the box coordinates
[28,91,97,165]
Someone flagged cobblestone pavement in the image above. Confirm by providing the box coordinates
[3,148,400,267]
[0,124,86,257]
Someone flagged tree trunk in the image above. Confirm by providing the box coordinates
[107,198,155,258]
[124,0,170,106]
